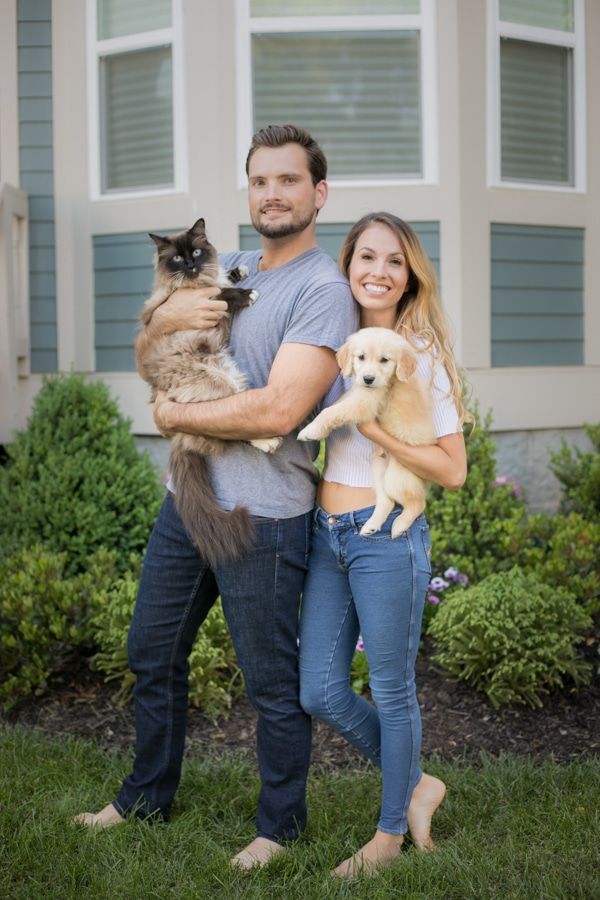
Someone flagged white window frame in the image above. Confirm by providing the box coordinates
[486,0,586,193]
[86,0,187,201]
[234,0,438,189]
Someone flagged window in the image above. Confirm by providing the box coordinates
[87,0,186,197]
[488,0,585,190]
[235,0,437,185]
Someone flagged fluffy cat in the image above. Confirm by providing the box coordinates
[139,217,281,567]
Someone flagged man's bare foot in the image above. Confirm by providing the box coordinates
[71,803,125,830]
[230,837,286,870]
[407,772,446,851]
[332,830,404,878]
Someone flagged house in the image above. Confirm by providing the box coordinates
[1,0,598,512]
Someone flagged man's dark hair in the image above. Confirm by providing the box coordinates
[245,124,327,186]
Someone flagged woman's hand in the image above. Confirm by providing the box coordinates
[152,287,228,334]
[358,422,467,492]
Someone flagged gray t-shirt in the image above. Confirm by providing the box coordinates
[208,246,358,518]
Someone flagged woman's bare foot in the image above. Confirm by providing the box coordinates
[71,803,126,830]
[332,830,404,878]
[407,773,446,851]
[230,837,286,870]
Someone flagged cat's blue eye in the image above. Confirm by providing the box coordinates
[173,255,182,262]
[193,249,201,257]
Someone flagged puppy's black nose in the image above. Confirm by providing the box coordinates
[363,375,375,386]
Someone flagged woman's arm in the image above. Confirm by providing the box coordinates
[357,422,467,492]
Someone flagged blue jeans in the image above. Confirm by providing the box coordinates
[114,491,312,843]
[299,504,431,835]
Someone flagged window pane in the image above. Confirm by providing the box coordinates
[501,39,571,184]
[101,47,174,191]
[499,0,573,32]
[98,0,172,40]
[250,0,419,15]
[252,32,421,178]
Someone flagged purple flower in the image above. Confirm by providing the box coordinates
[428,577,450,592]
[444,567,459,581]
[355,638,365,652]
[427,594,440,605]
[457,573,469,584]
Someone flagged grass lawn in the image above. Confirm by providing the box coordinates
[1,725,598,899]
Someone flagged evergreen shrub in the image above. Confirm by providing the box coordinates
[548,422,600,523]
[0,545,116,707]
[426,409,527,585]
[0,372,164,575]
[428,567,593,709]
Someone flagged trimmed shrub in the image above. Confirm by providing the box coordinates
[0,372,164,575]
[549,422,600,523]
[499,512,600,618]
[428,567,593,709]
[92,575,242,721]
[0,545,116,707]
[426,409,527,585]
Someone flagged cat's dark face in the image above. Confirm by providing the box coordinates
[149,218,219,286]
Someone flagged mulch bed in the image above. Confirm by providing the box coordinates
[3,638,599,768]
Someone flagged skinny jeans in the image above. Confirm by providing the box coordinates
[113,491,312,843]
[299,504,431,835]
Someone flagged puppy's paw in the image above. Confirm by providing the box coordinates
[250,436,282,453]
[360,518,381,536]
[249,289,259,303]
[391,518,410,539]
[297,423,323,442]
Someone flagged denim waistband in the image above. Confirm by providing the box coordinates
[313,503,386,530]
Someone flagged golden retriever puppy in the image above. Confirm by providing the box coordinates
[298,327,436,538]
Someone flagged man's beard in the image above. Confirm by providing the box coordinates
[251,207,315,239]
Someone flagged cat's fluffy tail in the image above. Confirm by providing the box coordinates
[169,447,254,568]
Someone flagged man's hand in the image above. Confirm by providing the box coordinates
[137,287,228,382]
[150,287,228,335]
[153,391,178,437]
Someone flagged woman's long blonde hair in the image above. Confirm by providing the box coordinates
[339,212,471,428]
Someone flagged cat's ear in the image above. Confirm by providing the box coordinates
[188,218,206,237]
[149,233,167,248]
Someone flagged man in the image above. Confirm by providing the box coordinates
[73,125,358,868]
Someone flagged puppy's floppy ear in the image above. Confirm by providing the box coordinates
[395,347,418,382]
[336,342,353,378]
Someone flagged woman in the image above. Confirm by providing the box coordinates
[299,212,469,877]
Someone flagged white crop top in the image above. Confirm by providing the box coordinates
[322,348,460,489]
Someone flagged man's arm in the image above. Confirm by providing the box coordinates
[135,287,228,381]
[153,342,340,439]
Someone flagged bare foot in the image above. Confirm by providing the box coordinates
[332,830,404,878]
[71,803,126,830]
[407,772,446,851]
[230,837,286,870]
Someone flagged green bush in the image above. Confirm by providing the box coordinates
[0,372,164,575]
[426,408,527,584]
[499,512,600,618]
[549,422,600,523]
[0,545,116,707]
[92,575,242,721]
[428,567,593,709]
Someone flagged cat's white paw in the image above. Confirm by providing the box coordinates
[249,290,259,303]
[250,436,282,453]
[238,265,249,279]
